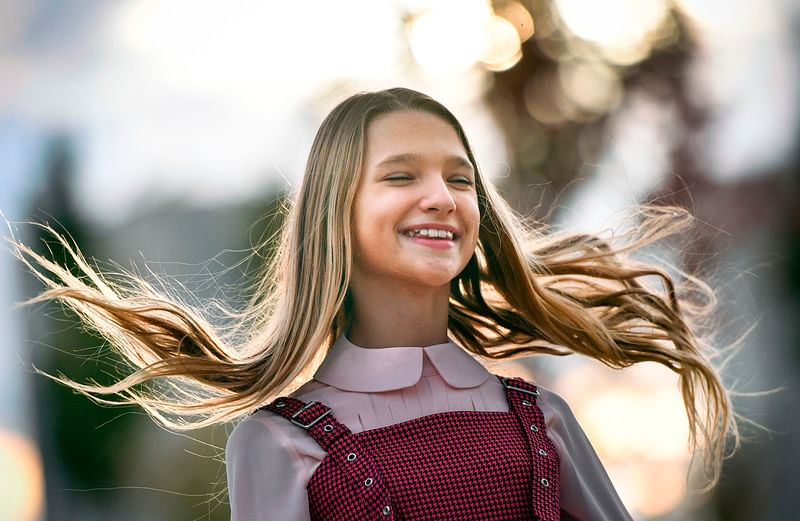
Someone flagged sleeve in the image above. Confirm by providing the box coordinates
[537,387,635,521]
[226,414,312,521]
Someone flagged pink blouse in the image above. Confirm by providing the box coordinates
[226,335,634,521]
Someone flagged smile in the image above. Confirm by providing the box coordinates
[399,230,456,250]
[402,228,455,240]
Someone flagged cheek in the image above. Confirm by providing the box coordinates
[462,198,481,241]
[357,192,408,232]
[351,203,397,262]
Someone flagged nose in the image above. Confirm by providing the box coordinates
[419,176,456,213]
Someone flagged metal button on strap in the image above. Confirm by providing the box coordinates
[521,399,531,406]
[382,505,392,516]
[530,424,539,432]
[540,478,550,487]
[323,424,333,432]
[364,477,374,487]
[538,449,548,456]
[346,452,357,462]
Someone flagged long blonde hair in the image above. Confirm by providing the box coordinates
[7,87,736,486]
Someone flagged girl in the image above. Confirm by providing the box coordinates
[11,88,736,520]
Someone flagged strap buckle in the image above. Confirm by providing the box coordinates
[290,401,331,429]
[501,377,540,396]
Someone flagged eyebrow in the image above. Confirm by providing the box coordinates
[375,153,474,173]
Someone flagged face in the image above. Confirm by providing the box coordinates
[350,110,480,290]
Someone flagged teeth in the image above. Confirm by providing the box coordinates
[403,228,454,240]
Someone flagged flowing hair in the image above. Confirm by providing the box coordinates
[6,87,737,487]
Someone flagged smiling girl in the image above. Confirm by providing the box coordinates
[10,88,736,520]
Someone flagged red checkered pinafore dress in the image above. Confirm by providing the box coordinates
[260,376,571,520]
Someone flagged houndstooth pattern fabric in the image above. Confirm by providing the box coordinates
[261,375,561,520]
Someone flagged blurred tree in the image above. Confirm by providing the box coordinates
[485,0,698,219]
[26,134,139,519]
[25,134,289,519]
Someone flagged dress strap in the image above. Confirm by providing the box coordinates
[259,398,394,515]
[257,397,353,451]
[497,375,562,521]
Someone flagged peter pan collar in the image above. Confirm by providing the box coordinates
[313,334,491,392]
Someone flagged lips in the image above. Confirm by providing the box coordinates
[403,228,454,240]
[401,233,456,250]
[399,223,460,239]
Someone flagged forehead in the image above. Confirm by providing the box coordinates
[363,110,468,165]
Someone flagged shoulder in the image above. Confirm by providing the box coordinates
[226,399,324,461]
[497,375,574,416]
[226,407,320,520]
[528,384,600,460]
[505,378,581,432]
[226,409,298,459]
[226,380,347,459]
[538,385,583,430]
[534,384,574,416]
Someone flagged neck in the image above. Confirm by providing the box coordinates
[347,278,451,348]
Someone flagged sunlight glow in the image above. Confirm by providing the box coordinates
[71,0,405,223]
[408,0,492,74]
[408,0,528,73]
[108,0,399,108]
[554,0,669,54]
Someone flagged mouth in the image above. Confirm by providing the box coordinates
[399,228,457,250]
[401,228,456,241]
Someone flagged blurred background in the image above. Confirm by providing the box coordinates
[1,0,798,520]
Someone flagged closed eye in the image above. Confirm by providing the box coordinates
[384,173,413,181]
[449,176,474,185]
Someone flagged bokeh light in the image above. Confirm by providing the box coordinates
[496,1,535,44]
[408,0,531,74]
[558,60,622,118]
[554,0,670,64]
[0,429,44,521]
[523,71,570,125]
[480,15,522,71]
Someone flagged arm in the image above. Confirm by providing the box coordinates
[226,414,312,521]
[537,387,635,521]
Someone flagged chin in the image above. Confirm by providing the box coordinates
[407,270,460,288]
